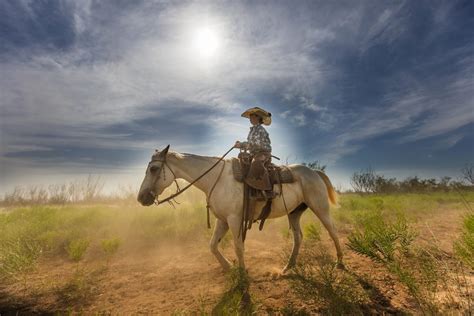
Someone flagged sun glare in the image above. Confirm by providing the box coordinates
[192,27,219,58]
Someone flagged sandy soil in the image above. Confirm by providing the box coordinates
[0,207,471,315]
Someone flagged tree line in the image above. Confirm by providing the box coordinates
[350,164,474,194]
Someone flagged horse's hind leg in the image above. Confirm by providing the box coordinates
[306,194,344,268]
[282,204,307,274]
[210,218,232,271]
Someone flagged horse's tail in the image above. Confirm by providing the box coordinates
[316,170,339,207]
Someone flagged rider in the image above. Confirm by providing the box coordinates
[234,107,275,199]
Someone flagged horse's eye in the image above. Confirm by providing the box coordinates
[150,166,158,173]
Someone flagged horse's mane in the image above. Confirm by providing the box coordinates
[169,151,221,161]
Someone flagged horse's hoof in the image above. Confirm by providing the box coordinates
[335,262,345,270]
[271,272,280,280]
[281,264,293,275]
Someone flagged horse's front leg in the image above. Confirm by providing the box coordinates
[228,215,246,270]
[210,218,232,271]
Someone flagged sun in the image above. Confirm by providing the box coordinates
[192,27,219,58]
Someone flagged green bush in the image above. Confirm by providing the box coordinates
[0,238,42,279]
[101,237,121,257]
[99,236,121,271]
[66,239,90,262]
[347,210,415,263]
[303,223,321,241]
[346,210,445,313]
[454,212,474,269]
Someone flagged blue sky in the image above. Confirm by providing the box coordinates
[0,0,473,193]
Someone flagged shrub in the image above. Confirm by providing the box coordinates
[66,239,90,262]
[48,184,69,204]
[350,168,377,194]
[461,163,474,185]
[101,238,121,257]
[0,238,42,279]
[302,160,326,172]
[346,210,447,313]
[347,211,415,263]
[303,223,321,241]
[454,212,474,269]
[101,237,121,266]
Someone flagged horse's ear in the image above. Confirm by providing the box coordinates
[161,144,170,156]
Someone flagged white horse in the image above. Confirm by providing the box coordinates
[137,145,344,273]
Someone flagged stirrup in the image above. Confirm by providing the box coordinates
[250,194,266,201]
[262,190,276,199]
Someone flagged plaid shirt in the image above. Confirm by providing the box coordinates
[241,124,272,154]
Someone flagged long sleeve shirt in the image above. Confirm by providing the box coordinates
[241,124,272,154]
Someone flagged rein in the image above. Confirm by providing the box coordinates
[151,147,235,225]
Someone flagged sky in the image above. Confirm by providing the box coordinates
[0,0,473,193]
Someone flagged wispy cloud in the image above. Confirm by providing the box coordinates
[1,1,334,163]
[0,0,472,192]
[318,47,474,164]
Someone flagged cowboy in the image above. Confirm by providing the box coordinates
[234,107,275,199]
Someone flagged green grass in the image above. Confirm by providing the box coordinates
[345,208,451,313]
[66,238,90,262]
[0,191,472,313]
[303,222,321,241]
[454,212,474,269]
[288,191,474,315]
[330,191,474,228]
[0,202,209,279]
[346,210,416,263]
[101,237,121,257]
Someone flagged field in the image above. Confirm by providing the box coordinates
[0,190,473,314]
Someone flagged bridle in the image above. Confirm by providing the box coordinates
[148,153,181,207]
[147,146,236,227]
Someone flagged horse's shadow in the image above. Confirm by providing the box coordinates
[280,264,402,315]
[345,269,401,315]
[210,263,402,315]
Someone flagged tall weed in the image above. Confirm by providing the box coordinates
[0,238,42,279]
[347,210,445,313]
[454,212,474,269]
[66,239,90,262]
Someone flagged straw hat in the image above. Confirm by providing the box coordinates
[241,107,272,125]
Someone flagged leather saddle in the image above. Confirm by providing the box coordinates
[232,153,296,241]
[231,157,295,187]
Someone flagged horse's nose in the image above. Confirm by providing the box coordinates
[138,189,155,206]
[137,191,149,204]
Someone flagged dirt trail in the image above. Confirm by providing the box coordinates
[0,207,469,314]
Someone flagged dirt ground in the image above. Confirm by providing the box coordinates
[0,207,471,315]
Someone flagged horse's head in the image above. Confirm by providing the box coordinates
[137,144,175,206]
